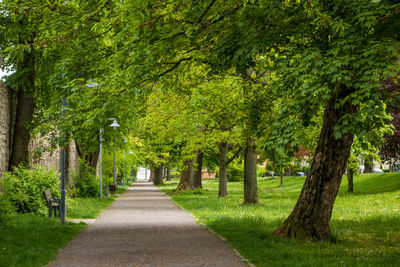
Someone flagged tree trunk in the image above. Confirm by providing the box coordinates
[347,169,354,193]
[243,137,258,204]
[154,165,163,185]
[363,155,373,173]
[280,174,283,187]
[160,163,164,184]
[177,159,194,190]
[75,141,99,174]
[149,169,154,182]
[9,89,35,169]
[218,142,228,197]
[166,163,171,181]
[194,150,203,189]
[8,33,36,170]
[84,151,99,173]
[273,91,358,240]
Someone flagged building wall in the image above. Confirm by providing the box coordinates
[201,169,216,179]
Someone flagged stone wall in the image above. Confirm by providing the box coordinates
[0,82,16,178]
[0,82,80,179]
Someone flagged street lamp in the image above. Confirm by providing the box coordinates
[60,96,67,224]
[109,118,120,187]
[129,150,133,182]
[99,128,104,200]
[98,118,119,199]
[122,138,128,186]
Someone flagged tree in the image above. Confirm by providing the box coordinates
[379,75,400,171]
[346,153,359,193]
[12,0,399,240]
[1,1,47,169]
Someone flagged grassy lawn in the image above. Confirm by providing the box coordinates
[67,183,132,219]
[158,173,400,267]
[0,182,132,267]
[0,214,85,267]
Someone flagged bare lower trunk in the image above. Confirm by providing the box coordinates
[347,169,354,193]
[243,137,258,204]
[280,174,283,187]
[154,165,163,185]
[364,155,373,173]
[75,141,99,174]
[160,163,164,180]
[194,150,203,189]
[177,159,194,190]
[273,91,358,240]
[85,151,99,173]
[160,163,164,184]
[166,163,171,181]
[149,169,154,182]
[9,35,36,170]
[9,89,35,169]
[218,142,228,197]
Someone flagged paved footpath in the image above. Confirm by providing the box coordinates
[50,181,247,267]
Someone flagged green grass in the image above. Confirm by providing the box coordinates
[0,214,85,267]
[67,183,131,219]
[158,174,400,267]
[0,182,133,267]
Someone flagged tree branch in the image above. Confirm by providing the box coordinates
[197,0,217,23]
[227,146,242,165]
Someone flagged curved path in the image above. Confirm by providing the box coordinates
[50,181,247,267]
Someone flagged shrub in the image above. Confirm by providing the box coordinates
[0,194,16,224]
[70,160,98,198]
[227,163,244,182]
[1,166,60,214]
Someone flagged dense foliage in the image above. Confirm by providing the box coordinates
[70,160,98,198]
[1,166,60,214]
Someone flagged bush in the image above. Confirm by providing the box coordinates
[1,166,60,214]
[70,160,98,198]
[0,194,16,224]
[227,164,244,182]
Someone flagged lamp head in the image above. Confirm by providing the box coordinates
[110,119,120,129]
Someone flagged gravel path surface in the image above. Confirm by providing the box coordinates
[50,181,247,267]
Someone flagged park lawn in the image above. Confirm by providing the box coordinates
[158,173,400,267]
[67,183,131,219]
[0,214,85,267]
[0,182,132,267]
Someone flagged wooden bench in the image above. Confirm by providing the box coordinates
[109,183,118,194]
[43,190,68,218]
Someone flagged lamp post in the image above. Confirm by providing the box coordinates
[87,81,104,199]
[109,119,120,185]
[122,138,128,186]
[60,96,67,224]
[99,128,103,200]
[129,150,133,182]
